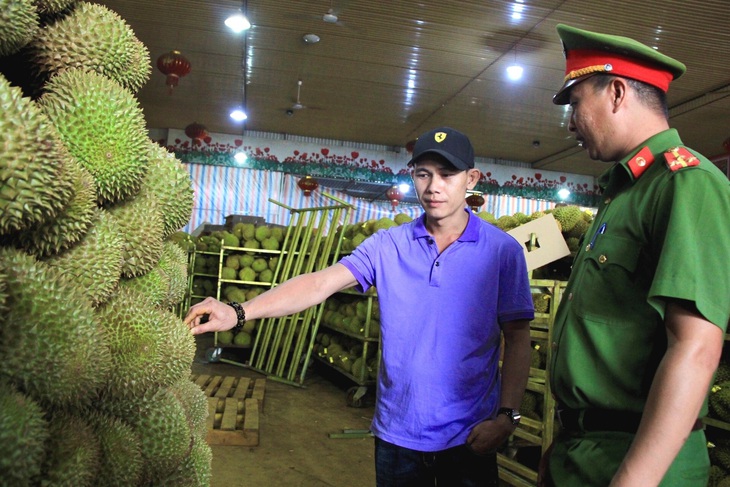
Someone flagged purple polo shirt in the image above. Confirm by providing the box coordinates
[339,209,534,451]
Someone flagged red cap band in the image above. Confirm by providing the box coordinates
[565,49,674,93]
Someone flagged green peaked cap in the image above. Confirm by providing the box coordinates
[553,23,687,105]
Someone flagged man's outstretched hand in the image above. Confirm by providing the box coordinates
[184,296,237,335]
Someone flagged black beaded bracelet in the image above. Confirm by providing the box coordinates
[228,302,246,333]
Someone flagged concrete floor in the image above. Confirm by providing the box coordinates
[191,334,377,487]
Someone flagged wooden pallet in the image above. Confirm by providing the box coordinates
[191,374,266,446]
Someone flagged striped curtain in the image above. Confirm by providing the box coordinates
[183,164,555,234]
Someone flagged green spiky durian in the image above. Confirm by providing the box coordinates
[42,412,101,486]
[157,434,212,487]
[95,287,181,399]
[552,205,583,233]
[532,292,550,314]
[44,208,123,307]
[96,288,195,399]
[710,381,730,422]
[566,237,580,252]
[495,215,519,231]
[167,377,209,439]
[29,2,150,92]
[4,156,96,257]
[157,307,196,386]
[530,210,546,221]
[143,141,194,238]
[32,0,78,16]
[106,190,164,277]
[0,247,112,409]
[159,240,189,308]
[0,380,49,486]
[38,68,149,204]
[118,265,171,308]
[476,211,497,224]
[0,0,39,56]
[567,217,589,239]
[88,412,143,487]
[716,361,730,384]
[512,212,531,224]
[103,387,192,485]
[0,73,74,235]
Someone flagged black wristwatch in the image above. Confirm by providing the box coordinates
[497,407,521,425]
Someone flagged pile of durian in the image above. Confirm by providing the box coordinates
[1,1,210,486]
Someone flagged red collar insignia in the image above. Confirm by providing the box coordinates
[627,146,654,179]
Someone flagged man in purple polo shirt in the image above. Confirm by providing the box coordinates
[186,127,534,486]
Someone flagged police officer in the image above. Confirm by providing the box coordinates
[544,24,730,486]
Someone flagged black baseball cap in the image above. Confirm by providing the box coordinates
[407,127,475,170]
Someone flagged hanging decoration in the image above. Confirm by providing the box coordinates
[385,185,404,211]
[405,140,416,154]
[156,50,191,94]
[185,122,208,143]
[465,192,485,212]
[297,175,319,196]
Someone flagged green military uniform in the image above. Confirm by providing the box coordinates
[547,23,730,486]
[548,129,730,485]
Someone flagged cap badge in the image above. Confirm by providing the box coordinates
[434,132,447,143]
[605,63,613,71]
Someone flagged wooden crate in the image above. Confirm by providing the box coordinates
[191,374,266,446]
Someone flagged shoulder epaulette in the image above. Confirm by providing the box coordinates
[664,146,700,172]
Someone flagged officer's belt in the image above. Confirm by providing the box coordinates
[557,408,703,434]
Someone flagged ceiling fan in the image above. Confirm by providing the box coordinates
[285,80,322,114]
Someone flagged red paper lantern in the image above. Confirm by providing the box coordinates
[185,122,208,141]
[385,185,404,211]
[297,175,319,196]
[157,50,191,93]
[465,193,485,212]
[405,140,416,154]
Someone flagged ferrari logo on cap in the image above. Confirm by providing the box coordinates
[434,132,447,143]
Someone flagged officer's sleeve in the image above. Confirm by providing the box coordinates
[649,167,730,330]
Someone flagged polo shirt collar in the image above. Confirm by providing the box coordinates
[597,128,683,190]
[412,208,479,242]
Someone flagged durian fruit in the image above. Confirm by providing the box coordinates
[476,210,497,224]
[567,217,589,239]
[143,141,194,238]
[38,68,149,205]
[157,307,196,387]
[157,434,212,487]
[0,247,112,409]
[716,361,730,384]
[0,380,49,486]
[29,2,151,92]
[532,292,550,314]
[167,377,209,439]
[552,205,583,233]
[495,214,519,231]
[710,381,730,422]
[88,412,143,487]
[42,412,101,487]
[3,156,96,257]
[0,0,39,57]
[106,190,164,278]
[95,287,182,399]
[0,73,74,235]
[103,387,193,485]
[44,208,124,307]
[159,240,189,308]
[32,0,79,16]
[118,264,171,308]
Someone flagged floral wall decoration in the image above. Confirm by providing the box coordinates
[154,128,599,207]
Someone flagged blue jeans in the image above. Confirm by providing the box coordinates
[374,437,498,487]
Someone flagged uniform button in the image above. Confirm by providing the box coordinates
[604,197,612,204]
[598,255,607,264]
[435,262,440,267]
[428,238,434,245]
